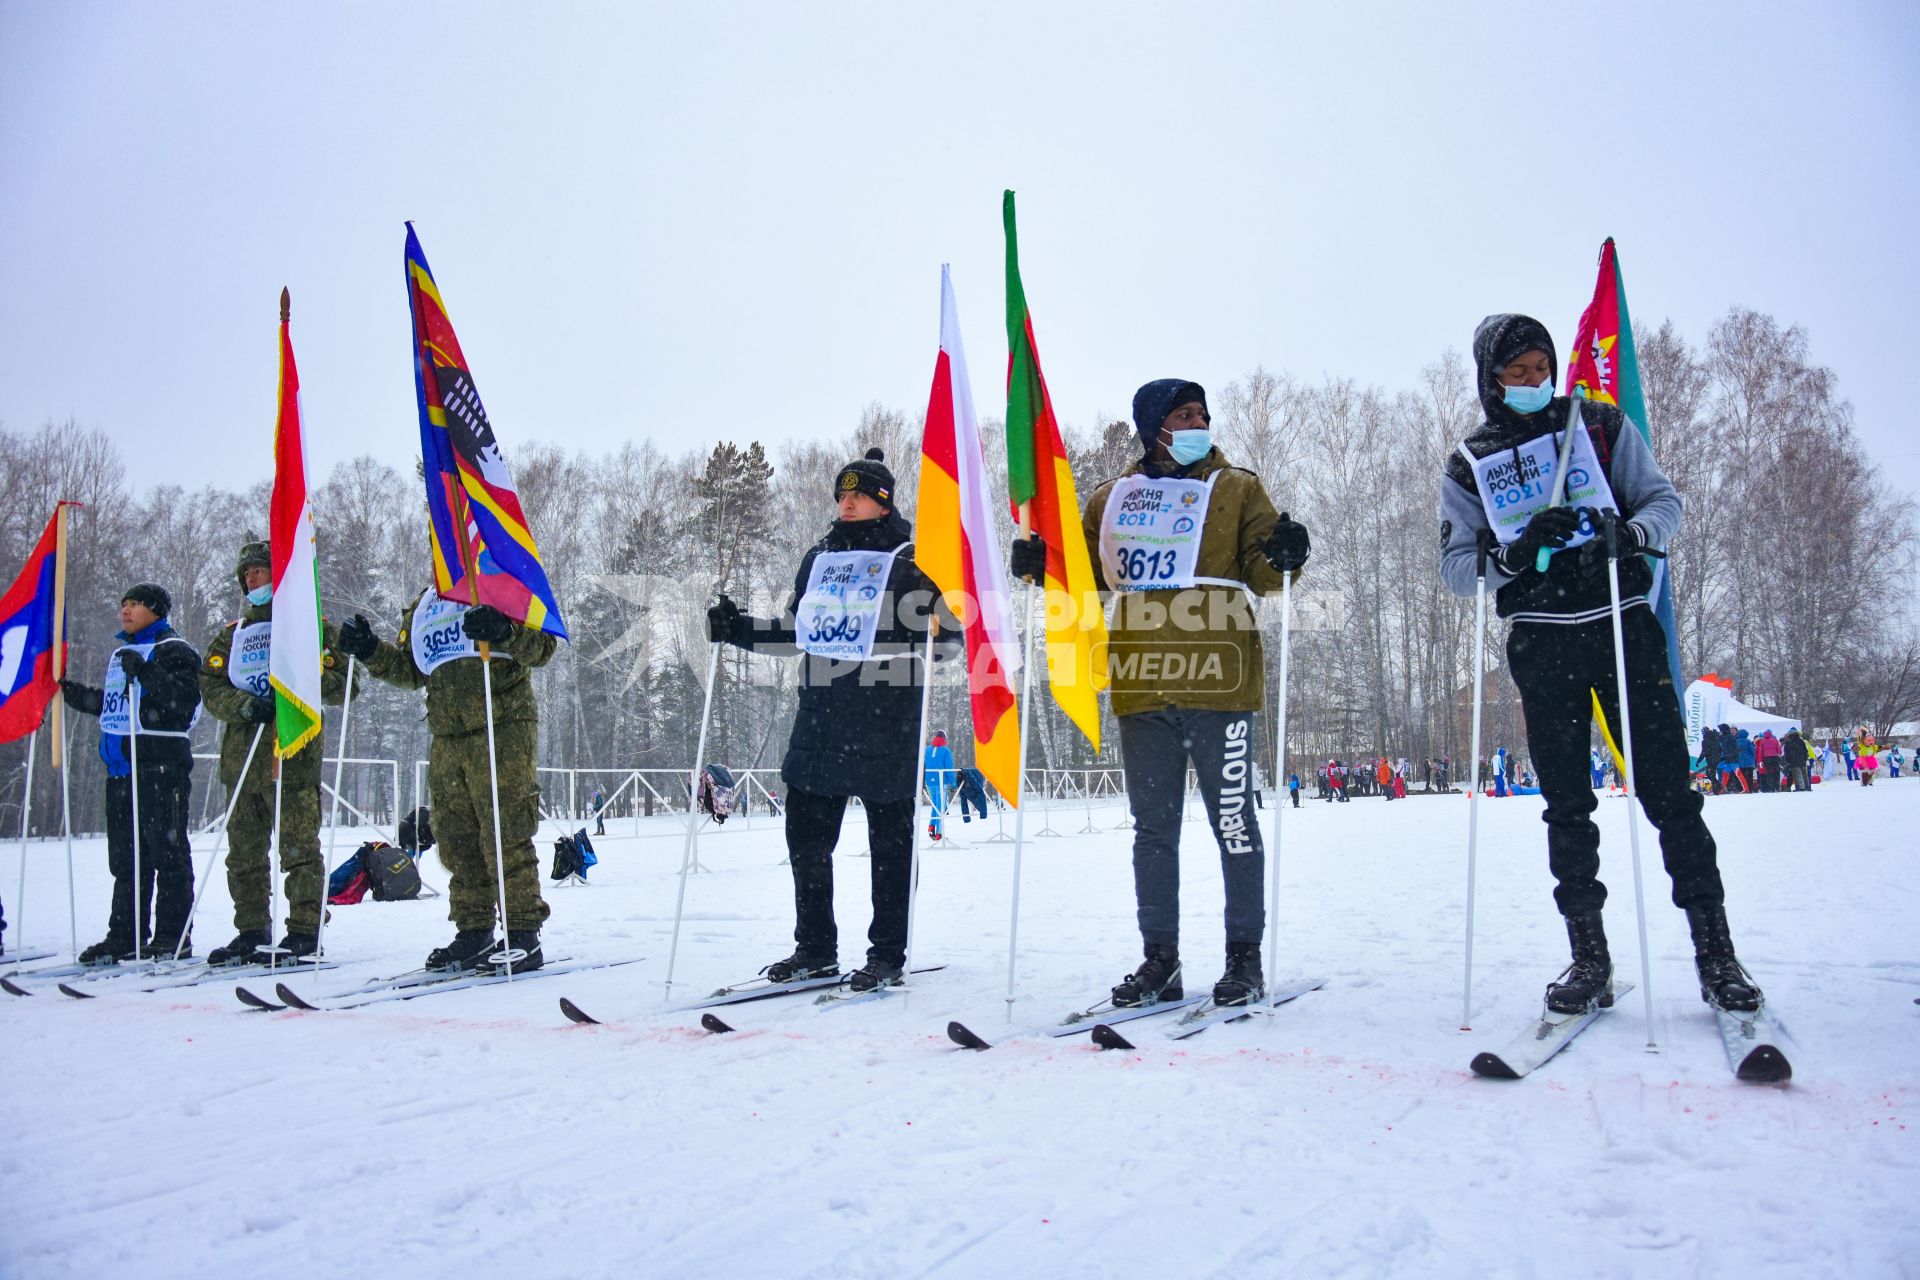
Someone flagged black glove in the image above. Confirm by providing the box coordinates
[708,595,742,644]
[461,604,513,645]
[117,649,148,682]
[244,695,277,725]
[60,678,98,705]
[1589,510,1665,561]
[338,614,378,660]
[1499,506,1581,573]
[1262,513,1311,572]
[1009,534,1047,585]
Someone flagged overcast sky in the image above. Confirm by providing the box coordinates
[3,1,1915,509]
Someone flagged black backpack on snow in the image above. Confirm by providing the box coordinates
[362,842,424,901]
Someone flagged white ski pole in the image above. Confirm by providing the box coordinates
[267,765,284,969]
[662,638,722,999]
[177,724,266,953]
[126,661,144,961]
[1461,529,1493,1030]
[901,621,939,1003]
[313,656,358,962]
[1264,568,1294,1005]
[1602,511,1659,1051]
[14,725,36,957]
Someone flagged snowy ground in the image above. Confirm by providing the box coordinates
[2,776,1916,1279]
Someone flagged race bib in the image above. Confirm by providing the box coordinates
[100,640,200,738]
[227,621,272,696]
[796,548,901,661]
[409,595,511,674]
[1098,473,1228,591]
[1461,419,1618,549]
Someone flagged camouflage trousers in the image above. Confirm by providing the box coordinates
[225,765,323,935]
[429,717,550,932]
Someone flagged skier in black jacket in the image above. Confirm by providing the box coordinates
[709,449,958,992]
[59,584,203,962]
[1439,314,1763,1016]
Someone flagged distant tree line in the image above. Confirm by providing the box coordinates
[1,306,1912,834]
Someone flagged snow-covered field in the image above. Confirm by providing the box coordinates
[3,777,1916,1279]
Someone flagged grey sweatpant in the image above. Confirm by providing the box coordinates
[1117,706,1266,948]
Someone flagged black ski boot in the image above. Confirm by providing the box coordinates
[268,932,320,962]
[77,935,138,966]
[149,934,192,961]
[476,930,542,975]
[208,930,271,967]
[426,929,499,972]
[1212,942,1266,1006]
[762,950,839,983]
[1544,913,1613,1015]
[1112,943,1183,1008]
[848,958,904,993]
[1686,902,1762,1012]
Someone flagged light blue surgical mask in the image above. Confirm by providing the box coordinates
[1166,429,1213,465]
[246,585,272,606]
[1503,378,1554,414]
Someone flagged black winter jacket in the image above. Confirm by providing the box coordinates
[720,513,959,803]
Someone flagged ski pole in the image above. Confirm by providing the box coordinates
[313,656,358,963]
[127,663,144,961]
[1600,510,1659,1051]
[1002,578,1042,1019]
[177,724,266,953]
[1534,393,1586,573]
[1264,568,1294,1005]
[901,621,940,1006]
[1461,528,1493,1030]
[478,649,517,980]
[663,637,722,999]
[13,725,36,958]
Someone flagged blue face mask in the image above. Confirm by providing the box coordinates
[1166,429,1213,465]
[1503,378,1554,414]
[246,585,272,607]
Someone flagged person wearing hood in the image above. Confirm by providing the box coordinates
[1735,728,1757,793]
[1754,729,1782,793]
[1439,313,1763,1016]
[923,730,957,842]
[198,541,355,966]
[709,449,959,993]
[1012,379,1308,1009]
[337,581,558,974]
[1781,728,1812,792]
[59,583,203,963]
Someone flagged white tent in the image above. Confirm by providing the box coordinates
[1683,676,1800,755]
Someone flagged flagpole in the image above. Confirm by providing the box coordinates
[313,656,356,963]
[267,762,285,969]
[1003,506,1040,1022]
[1263,568,1294,1006]
[127,672,144,962]
[14,725,37,957]
[52,502,75,958]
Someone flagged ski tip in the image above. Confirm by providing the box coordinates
[559,997,600,1026]
[56,983,94,1001]
[235,986,281,1011]
[946,1021,991,1051]
[700,1012,734,1034]
[274,983,319,1011]
[1470,1051,1521,1079]
[1736,1045,1793,1084]
[1,977,31,997]
[1090,1024,1135,1052]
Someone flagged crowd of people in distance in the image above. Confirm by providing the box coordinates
[1694,724,1903,794]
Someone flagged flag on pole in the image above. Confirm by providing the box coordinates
[917,266,1023,805]
[0,506,67,745]
[404,224,568,638]
[1002,190,1107,750]
[1568,237,1686,699]
[269,289,325,758]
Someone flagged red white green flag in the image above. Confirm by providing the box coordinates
[268,289,324,757]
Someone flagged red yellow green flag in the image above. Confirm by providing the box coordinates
[1002,190,1107,750]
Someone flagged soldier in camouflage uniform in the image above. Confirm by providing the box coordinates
[201,541,355,965]
[338,591,555,972]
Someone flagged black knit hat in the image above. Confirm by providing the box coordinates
[235,539,271,591]
[834,447,896,510]
[122,582,172,619]
[1132,379,1209,451]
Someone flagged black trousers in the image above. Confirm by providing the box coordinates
[1507,607,1724,918]
[784,787,913,966]
[104,761,196,946]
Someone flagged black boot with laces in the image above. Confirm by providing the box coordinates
[1544,913,1613,1015]
[1112,943,1183,1008]
[848,958,904,993]
[762,950,839,984]
[1686,902,1763,1012]
[1212,942,1266,1006]
[426,929,498,972]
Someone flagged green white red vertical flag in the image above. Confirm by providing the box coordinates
[268,289,324,757]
